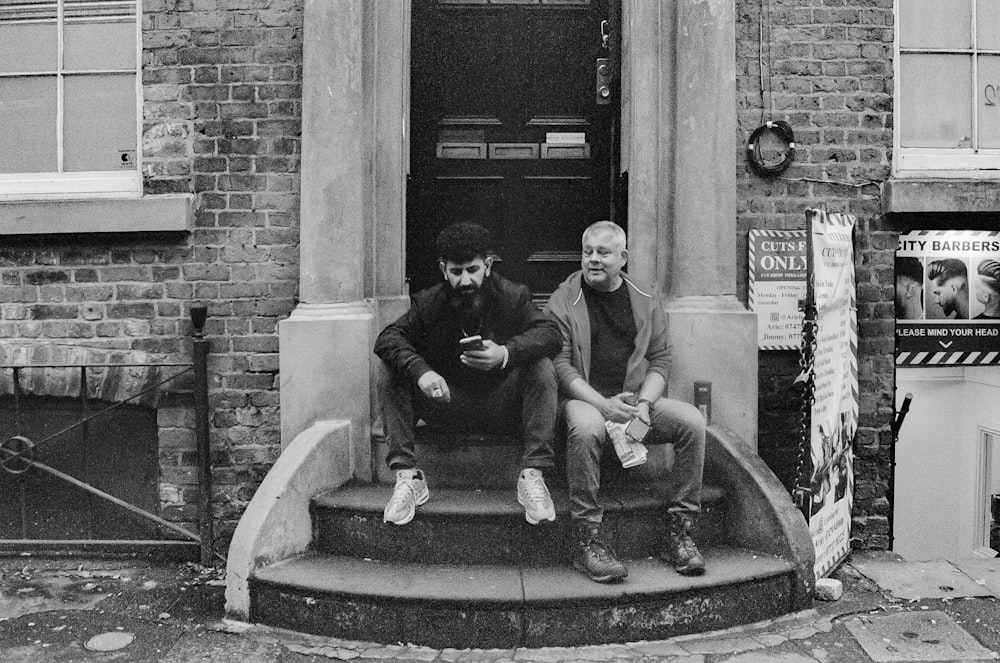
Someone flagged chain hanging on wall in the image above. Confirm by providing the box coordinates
[792,297,818,516]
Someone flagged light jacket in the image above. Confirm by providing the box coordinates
[544,270,671,394]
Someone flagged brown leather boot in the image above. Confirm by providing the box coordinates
[572,522,628,583]
[660,513,706,576]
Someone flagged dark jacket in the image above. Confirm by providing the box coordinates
[374,271,561,387]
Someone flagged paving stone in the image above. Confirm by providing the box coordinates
[844,610,999,662]
[513,646,602,661]
[948,558,1000,598]
[716,652,816,663]
[850,559,992,600]
[676,636,763,655]
[752,634,789,647]
[626,640,689,657]
[399,646,443,661]
[158,630,289,662]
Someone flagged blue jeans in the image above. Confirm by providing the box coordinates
[378,358,557,471]
[564,397,705,523]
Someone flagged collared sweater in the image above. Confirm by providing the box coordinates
[544,271,671,394]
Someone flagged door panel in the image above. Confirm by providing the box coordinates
[408,0,619,297]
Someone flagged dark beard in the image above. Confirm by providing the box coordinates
[448,283,485,330]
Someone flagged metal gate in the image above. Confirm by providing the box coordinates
[0,306,214,564]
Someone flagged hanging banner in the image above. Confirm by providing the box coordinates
[895,231,1000,366]
[748,229,807,350]
[805,209,858,580]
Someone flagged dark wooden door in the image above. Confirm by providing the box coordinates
[408,0,620,297]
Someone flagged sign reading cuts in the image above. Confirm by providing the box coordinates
[748,229,807,350]
[895,231,1000,366]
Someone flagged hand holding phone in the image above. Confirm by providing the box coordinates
[625,417,651,444]
[459,335,485,352]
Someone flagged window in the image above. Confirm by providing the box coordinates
[895,0,1000,176]
[0,0,140,199]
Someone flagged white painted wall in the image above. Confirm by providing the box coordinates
[894,367,1000,560]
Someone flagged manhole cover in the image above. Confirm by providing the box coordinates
[84,631,135,652]
[845,610,998,662]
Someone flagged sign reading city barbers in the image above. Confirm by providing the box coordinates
[748,229,807,349]
[895,231,1000,366]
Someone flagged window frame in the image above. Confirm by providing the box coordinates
[0,0,142,200]
[893,0,1000,178]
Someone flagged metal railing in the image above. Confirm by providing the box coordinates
[0,305,214,564]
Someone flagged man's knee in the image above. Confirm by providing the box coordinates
[523,357,556,385]
[564,401,606,445]
[674,401,706,435]
[651,399,706,444]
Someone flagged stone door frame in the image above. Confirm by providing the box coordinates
[280,0,757,483]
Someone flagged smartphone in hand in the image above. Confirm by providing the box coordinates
[459,335,485,352]
[625,417,651,443]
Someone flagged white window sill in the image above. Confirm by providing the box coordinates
[882,178,1000,214]
[0,194,193,235]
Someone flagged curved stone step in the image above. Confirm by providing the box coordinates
[372,428,688,489]
[249,548,798,648]
[311,483,727,565]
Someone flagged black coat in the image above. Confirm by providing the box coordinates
[374,272,560,387]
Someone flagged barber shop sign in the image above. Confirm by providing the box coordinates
[895,231,1000,366]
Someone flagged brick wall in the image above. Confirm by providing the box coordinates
[735,0,895,549]
[0,0,903,554]
[0,0,305,553]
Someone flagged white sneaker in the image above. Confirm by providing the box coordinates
[383,469,429,525]
[517,468,555,524]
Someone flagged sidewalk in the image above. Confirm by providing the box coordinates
[2,551,1000,662]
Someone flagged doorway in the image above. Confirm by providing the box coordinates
[406,0,622,297]
[893,367,1000,560]
[978,428,1000,555]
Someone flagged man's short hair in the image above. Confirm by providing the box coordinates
[582,220,626,251]
[927,258,968,284]
[436,222,491,264]
[896,257,923,284]
[979,259,1000,294]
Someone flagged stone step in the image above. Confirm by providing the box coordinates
[249,548,798,648]
[311,483,727,565]
[373,427,682,489]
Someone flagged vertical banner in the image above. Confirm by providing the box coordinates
[806,209,858,580]
[748,229,807,349]
[895,231,1000,366]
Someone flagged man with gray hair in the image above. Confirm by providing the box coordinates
[545,221,706,583]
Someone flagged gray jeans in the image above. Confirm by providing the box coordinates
[378,358,558,472]
[564,397,705,523]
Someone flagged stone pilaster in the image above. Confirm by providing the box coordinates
[279,0,375,480]
[625,0,757,446]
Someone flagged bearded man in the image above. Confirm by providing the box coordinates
[374,222,561,526]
